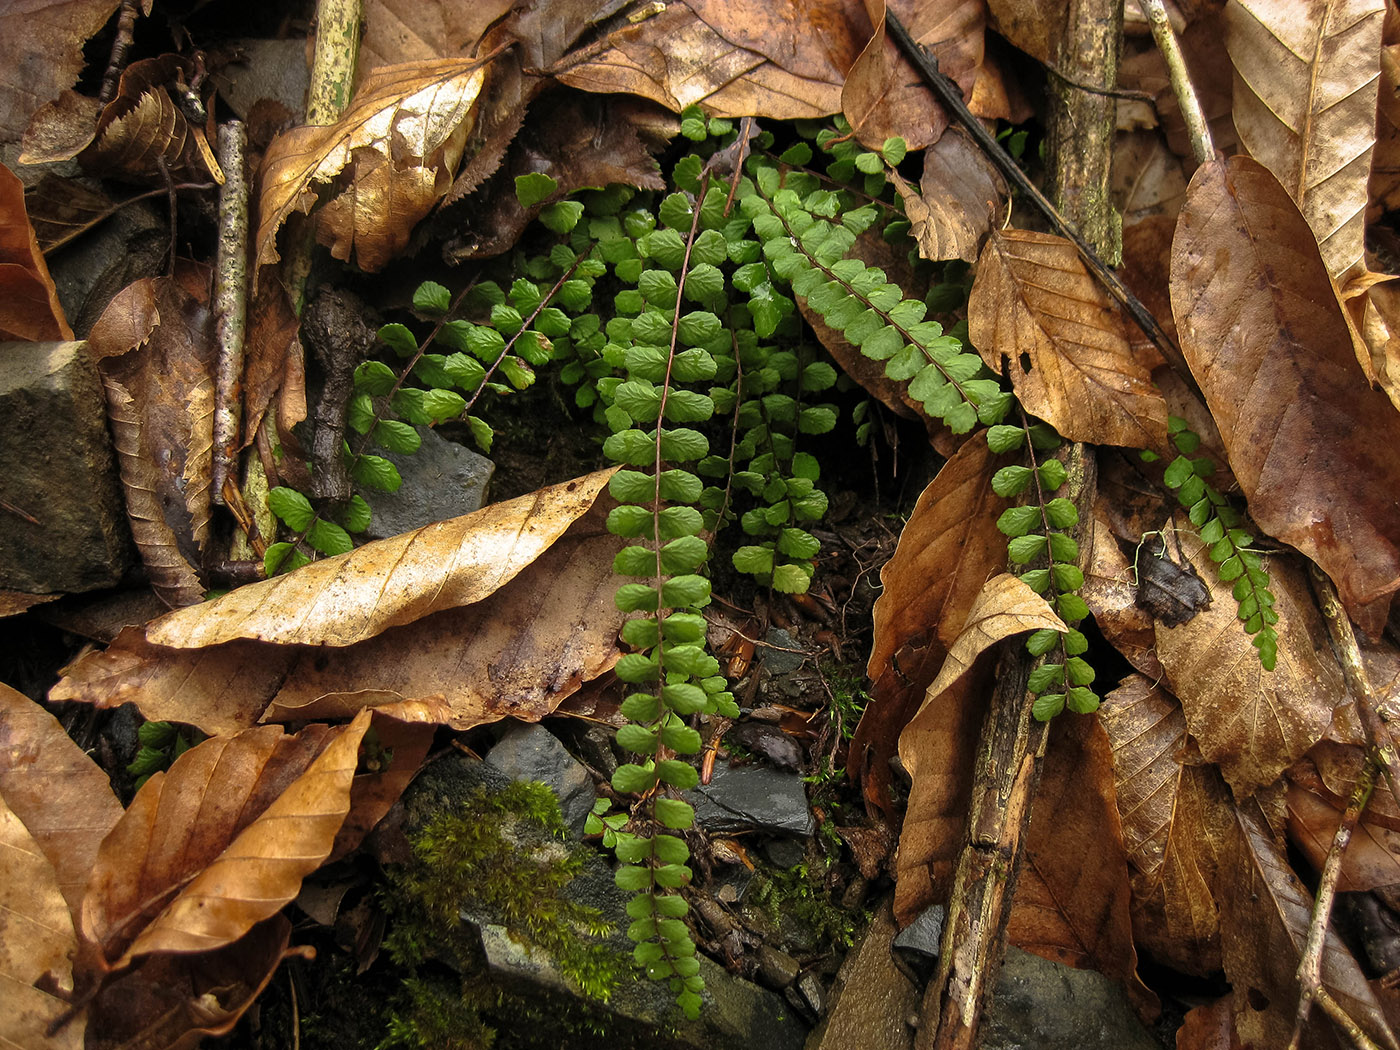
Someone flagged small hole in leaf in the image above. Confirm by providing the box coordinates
[1019,353,1033,373]
[1246,987,1269,1011]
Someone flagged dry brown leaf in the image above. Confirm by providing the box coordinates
[20,172,117,254]
[1154,521,1345,797]
[0,683,123,916]
[1218,795,1398,1050]
[969,228,1169,449]
[1170,155,1400,635]
[1119,216,1178,365]
[1082,512,1165,678]
[913,573,1068,718]
[0,0,119,143]
[255,58,487,274]
[852,438,1009,815]
[1008,713,1154,1014]
[0,161,71,341]
[0,795,84,1050]
[1113,131,1189,224]
[148,468,612,648]
[1288,780,1400,890]
[1226,0,1384,278]
[1370,19,1400,217]
[240,275,302,448]
[987,0,1063,64]
[893,128,1008,264]
[51,497,625,734]
[87,272,215,608]
[1175,996,1242,1050]
[77,711,380,983]
[893,657,994,921]
[1303,740,1400,829]
[360,0,512,70]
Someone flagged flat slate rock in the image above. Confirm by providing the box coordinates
[0,341,131,593]
[692,760,815,837]
[486,721,596,834]
[363,425,493,539]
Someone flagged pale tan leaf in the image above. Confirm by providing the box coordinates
[1099,675,1189,880]
[912,573,1068,718]
[1154,521,1346,797]
[1218,796,1398,1049]
[255,58,487,273]
[969,228,1169,449]
[51,499,625,735]
[0,796,83,1050]
[1007,713,1152,1013]
[0,683,123,916]
[853,436,1007,820]
[146,469,613,649]
[79,713,371,977]
[1226,0,1385,277]
[892,128,1008,264]
[1170,155,1400,634]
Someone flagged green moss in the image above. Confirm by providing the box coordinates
[750,860,861,952]
[379,781,628,1048]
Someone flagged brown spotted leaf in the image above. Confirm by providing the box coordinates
[969,228,1168,449]
[1225,0,1384,278]
[1170,155,1400,634]
[0,683,123,916]
[147,469,613,649]
[255,58,488,274]
[1153,521,1345,797]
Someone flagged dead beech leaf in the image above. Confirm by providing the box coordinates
[88,272,215,608]
[1303,740,1400,830]
[1082,511,1164,678]
[51,498,626,734]
[1225,0,1384,278]
[0,0,119,143]
[915,573,1068,716]
[1154,521,1345,798]
[0,161,71,341]
[255,58,487,274]
[148,468,613,648]
[1170,155,1400,634]
[1370,29,1400,217]
[0,683,123,916]
[893,128,1008,263]
[987,0,1063,65]
[1218,796,1398,1050]
[1007,713,1153,1014]
[78,712,374,980]
[853,438,1008,815]
[1287,781,1400,891]
[360,0,512,70]
[969,228,1168,449]
[0,796,84,1050]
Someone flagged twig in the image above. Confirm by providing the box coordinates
[98,0,140,105]
[883,10,1197,395]
[1289,760,1380,1050]
[1140,0,1214,166]
[212,120,249,506]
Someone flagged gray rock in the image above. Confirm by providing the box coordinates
[806,898,917,1050]
[979,947,1161,1050]
[486,721,596,834]
[760,628,807,674]
[363,426,493,539]
[398,753,808,1050]
[0,341,132,593]
[761,836,808,869]
[219,39,311,120]
[892,903,944,982]
[693,760,815,837]
[756,944,801,990]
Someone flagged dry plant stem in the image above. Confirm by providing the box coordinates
[213,120,249,506]
[99,0,140,105]
[1310,565,1400,813]
[915,446,1097,1050]
[1288,760,1381,1050]
[883,10,1196,396]
[1140,0,1214,166]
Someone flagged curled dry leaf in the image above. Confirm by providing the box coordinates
[853,437,1009,815]
[78,710,379,982]
[1225,0,1384,279]
[0,683,123,916]
[0,795,84,1050]
[148,468,613,648]
[255,58,488,275]
[0,0,119,142]
[1007,713,1153,1015]
[51,493,625,735]
[88,272,216,608]
[0,161,71,341]
[969,228,1169,449]
[1218,796,1398,1050]
[1170,155,1400,634]
[1154,521,1345,798]
[892,128,1008,264]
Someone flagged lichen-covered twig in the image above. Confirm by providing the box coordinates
[1140,0,1214,166]
[213,120,248,506]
